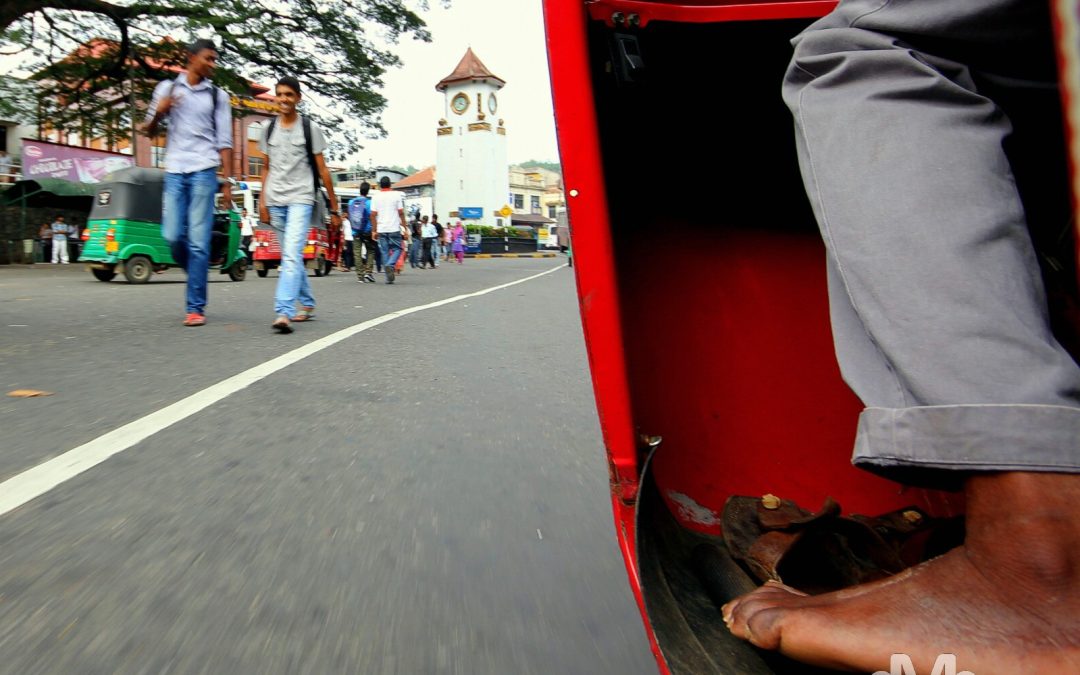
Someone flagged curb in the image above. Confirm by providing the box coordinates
[465,253,558,259]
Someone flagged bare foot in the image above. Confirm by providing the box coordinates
[722,473,1080,673]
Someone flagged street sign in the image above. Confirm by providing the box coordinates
[459,207,483,219]
[498,205,513,217]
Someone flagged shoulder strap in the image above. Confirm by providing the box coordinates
[265,116,277,144]
[302,116,331,210]
[210,84,218,140]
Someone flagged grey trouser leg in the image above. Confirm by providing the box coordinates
[784,0,1080,481]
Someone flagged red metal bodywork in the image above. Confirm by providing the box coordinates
[543,1,968,671]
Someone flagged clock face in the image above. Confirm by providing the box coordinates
[451,92,469,115]
[488,94,498,114]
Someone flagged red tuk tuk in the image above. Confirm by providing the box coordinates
[251,224,342,277]
[543,1,1080,672]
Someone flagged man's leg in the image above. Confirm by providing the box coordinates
[183,168,216,315]
[162,172,191,272]
[358,238,371,280]
[51,239,60,264]
[723,1,1080,671]
[271,203,313,318]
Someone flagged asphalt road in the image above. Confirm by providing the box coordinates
[0,259,654,675]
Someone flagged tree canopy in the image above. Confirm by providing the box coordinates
[0,0,438,159]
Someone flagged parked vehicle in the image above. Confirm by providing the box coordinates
[79,167,246,284]
[250,224,339,277]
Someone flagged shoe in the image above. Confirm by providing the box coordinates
[364,273,376,283]
[356,278,365,283]
[272,315,293,333]
[183,312,206,327]
[386,266,395,284]
[293,307,315,322]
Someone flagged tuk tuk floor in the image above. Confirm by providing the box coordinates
[0,258,654,674]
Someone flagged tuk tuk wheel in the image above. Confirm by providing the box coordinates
[123,255,153,284]
[228,260,247,282]
[323,258,333,276]
[313,255,327,277]
[256,268,269,278]
[91,267,117,282]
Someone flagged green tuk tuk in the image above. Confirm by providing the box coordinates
[79,167,247,283]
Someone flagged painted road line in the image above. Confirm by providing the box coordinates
[0,264,565,518]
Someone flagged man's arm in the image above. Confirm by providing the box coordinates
[371,209,380,240]
[398,207,407,238]
[219,148,233,205]
[216,89,234,205]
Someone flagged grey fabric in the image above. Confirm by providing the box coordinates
[784,0,1080,482]
[257,118,326,207]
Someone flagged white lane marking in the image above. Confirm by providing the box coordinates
[0,265,564,518]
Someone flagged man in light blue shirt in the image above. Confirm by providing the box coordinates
[144,38,233,327]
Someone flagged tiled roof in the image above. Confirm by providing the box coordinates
[393,166,436,189]
[436,48,505,92]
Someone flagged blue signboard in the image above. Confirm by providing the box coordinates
[459,207,483,219]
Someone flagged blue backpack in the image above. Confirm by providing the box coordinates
[348,196,371,235]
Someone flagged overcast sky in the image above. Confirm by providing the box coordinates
[339,0,559,170]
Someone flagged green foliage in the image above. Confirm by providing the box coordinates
[465,225,534,238]
[0,0,440,158]
[516,159,561,173]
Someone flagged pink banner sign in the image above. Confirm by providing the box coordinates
[21,139,134,184]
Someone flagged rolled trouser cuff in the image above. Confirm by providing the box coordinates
[854,405,1080,487]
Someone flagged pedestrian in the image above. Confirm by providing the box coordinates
[240,208,255,267]
[38,221,52,264]
[349,181,376,283]
[420,215,437,269]
[721,3,1080,674]
[442,216,453,260]
[340,214,354,271]
[50,216,72,264]
[142,38,234,327]
[370,176,407,283]
[431,214,443,267]
[450,221,466,264]
[257,75,342,334]
[0,150,12,184]
[409,213,423,268]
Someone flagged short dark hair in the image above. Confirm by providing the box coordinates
[360,181,370,196]
[276,76,302,97]
[187,39,218,55]
[379,176,391,188]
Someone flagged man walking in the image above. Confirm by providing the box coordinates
[50,216,72,264]
[143,38,233,327]
[370,176,407,284]
[257,76,341,333]
[431,214,443,267]
[349,181,376,283]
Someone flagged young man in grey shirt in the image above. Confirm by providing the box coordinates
[257,76,341,333]
[143,38,233,327]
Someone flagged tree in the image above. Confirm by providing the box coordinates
[516,159,561,174]
[0,0,439,159]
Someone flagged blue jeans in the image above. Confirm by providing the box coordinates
[162,168,218,314]
[377,232,403,279]
[268,204,315,318]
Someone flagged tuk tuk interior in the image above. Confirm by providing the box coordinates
[540,1,1040,672]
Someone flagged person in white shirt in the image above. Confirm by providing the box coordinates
[369,176,408,284]
[419,215,438,269]
[340,215,354,271]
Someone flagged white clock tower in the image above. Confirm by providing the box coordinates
[435,49,509,226]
